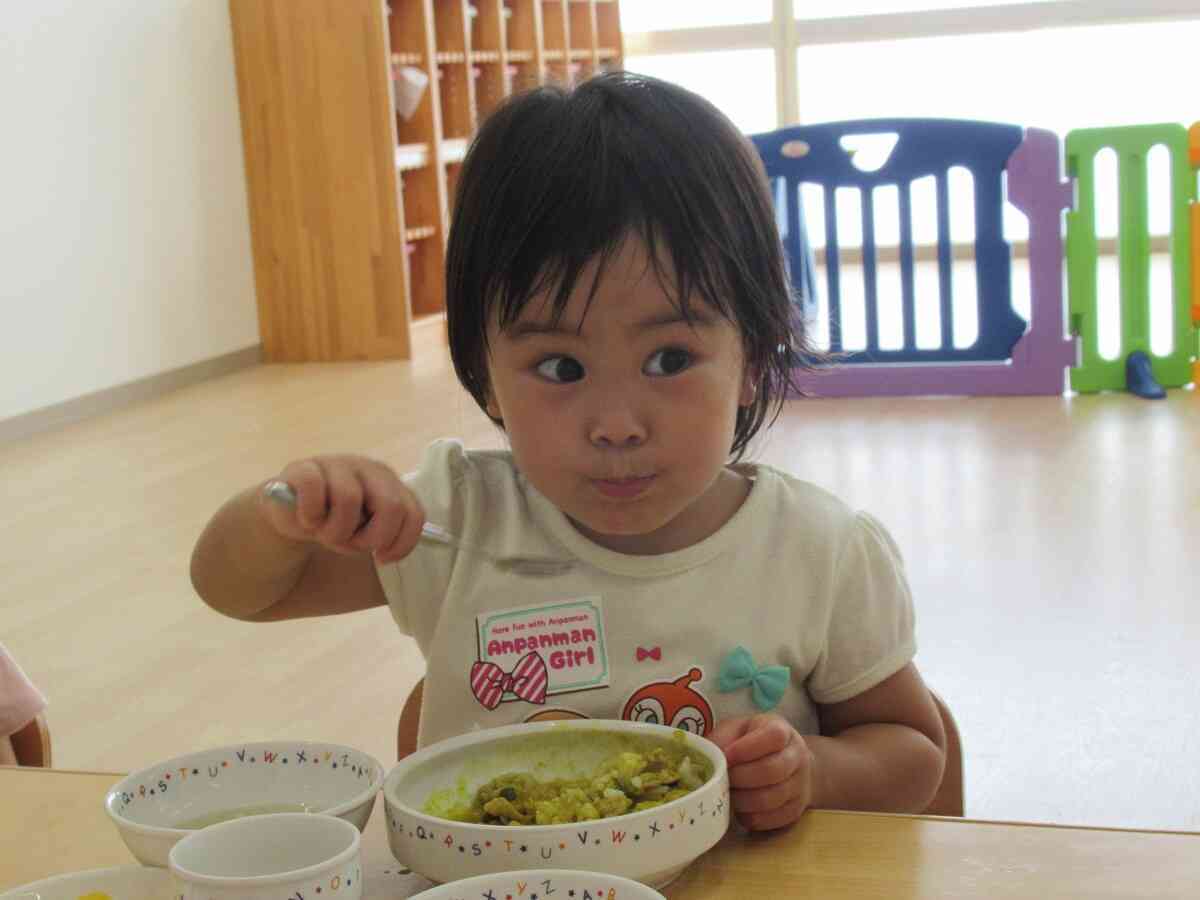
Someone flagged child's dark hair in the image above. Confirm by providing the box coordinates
[445,71,808,460]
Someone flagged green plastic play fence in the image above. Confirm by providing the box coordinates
[1066,124,1196,393]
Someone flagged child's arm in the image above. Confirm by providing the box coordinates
[190,455,425,622]
[709,663,945,831]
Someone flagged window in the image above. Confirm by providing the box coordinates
[623,49,777,134]
[793,17,1199,246]
[795,0,1046,17]
[796,20,1200,137]
[619,1,771,33]
[621,2,1200,131]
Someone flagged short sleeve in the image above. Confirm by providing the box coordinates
[373,440,466,650]
[806,512,917,705]
[0,644,46,737]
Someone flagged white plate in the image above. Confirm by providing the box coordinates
[1,865,170,900]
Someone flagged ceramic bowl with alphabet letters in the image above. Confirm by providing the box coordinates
[410,869,665,900]
[383,720,729,889]
[104,741,384,867]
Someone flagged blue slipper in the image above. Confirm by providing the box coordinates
[1125,350,1166,399]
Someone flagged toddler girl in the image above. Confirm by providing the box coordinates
[192,72,945,830]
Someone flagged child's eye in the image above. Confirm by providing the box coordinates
[535,355,585,383]
[643,347,692,377]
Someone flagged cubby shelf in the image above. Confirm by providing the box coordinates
[230,0,623,362]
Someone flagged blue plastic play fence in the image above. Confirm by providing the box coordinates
[752,119,1028,364]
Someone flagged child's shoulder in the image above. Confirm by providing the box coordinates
[747,463,907,572]
[744,462,877,541]
[408,439,524,509]
[414,438,518,483]
[747,461,853,514]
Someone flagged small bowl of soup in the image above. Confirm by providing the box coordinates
[104,740,384,867]
[383,720,730,889]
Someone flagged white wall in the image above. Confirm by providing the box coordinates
[0,1,259,423]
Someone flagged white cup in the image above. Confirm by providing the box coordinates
[168,813,362,900]
[393,66,429,120]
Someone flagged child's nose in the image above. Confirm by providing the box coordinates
[587,400,648,449]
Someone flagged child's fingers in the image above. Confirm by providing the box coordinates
[718,714,794,768]
[349,469,425,562]
[727,731,808,790]
[372,503,425,563]
[736,795,809,832]
[314,463,367,547]
[707,716,757,751]
[729,737,813,831]
[262,455,419,559]
[269,460,329,532]
[732,778,802,815]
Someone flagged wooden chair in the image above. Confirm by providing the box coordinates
[9,712,52,768]
[396,678,424,761]
[395,678,963,817]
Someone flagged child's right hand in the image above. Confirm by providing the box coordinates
[258,455,426,564]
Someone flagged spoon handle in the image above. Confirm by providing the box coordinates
[418,521,478,554]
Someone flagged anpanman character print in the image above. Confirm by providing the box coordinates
[621,668,715,736]
[518,668,718,737]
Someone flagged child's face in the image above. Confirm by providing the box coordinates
[485,238,755,554]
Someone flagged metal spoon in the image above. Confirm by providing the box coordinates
[262,480,573,577]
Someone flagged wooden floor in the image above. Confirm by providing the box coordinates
[2,337,1198,832]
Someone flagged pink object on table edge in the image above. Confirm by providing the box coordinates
[0,643,47,736]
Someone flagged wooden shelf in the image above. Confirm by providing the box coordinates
[442,138,470,165]
[395,143,431,171]
[404,225,438,242]
[230,0,622,362]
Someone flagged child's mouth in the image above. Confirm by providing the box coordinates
[592,475,656,499]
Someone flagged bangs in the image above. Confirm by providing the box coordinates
[477,87,742,334]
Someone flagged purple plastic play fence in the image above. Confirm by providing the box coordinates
[753,122,1077,397]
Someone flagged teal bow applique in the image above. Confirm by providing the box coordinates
[717,646,791,711]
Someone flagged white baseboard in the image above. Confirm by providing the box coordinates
[0,345,264,444]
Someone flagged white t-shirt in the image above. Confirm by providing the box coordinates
[377,440,916,748]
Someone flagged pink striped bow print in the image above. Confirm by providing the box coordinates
[470,652,549,710]
[636,646,661,661]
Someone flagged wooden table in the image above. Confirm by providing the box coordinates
[3,767,1196,898]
